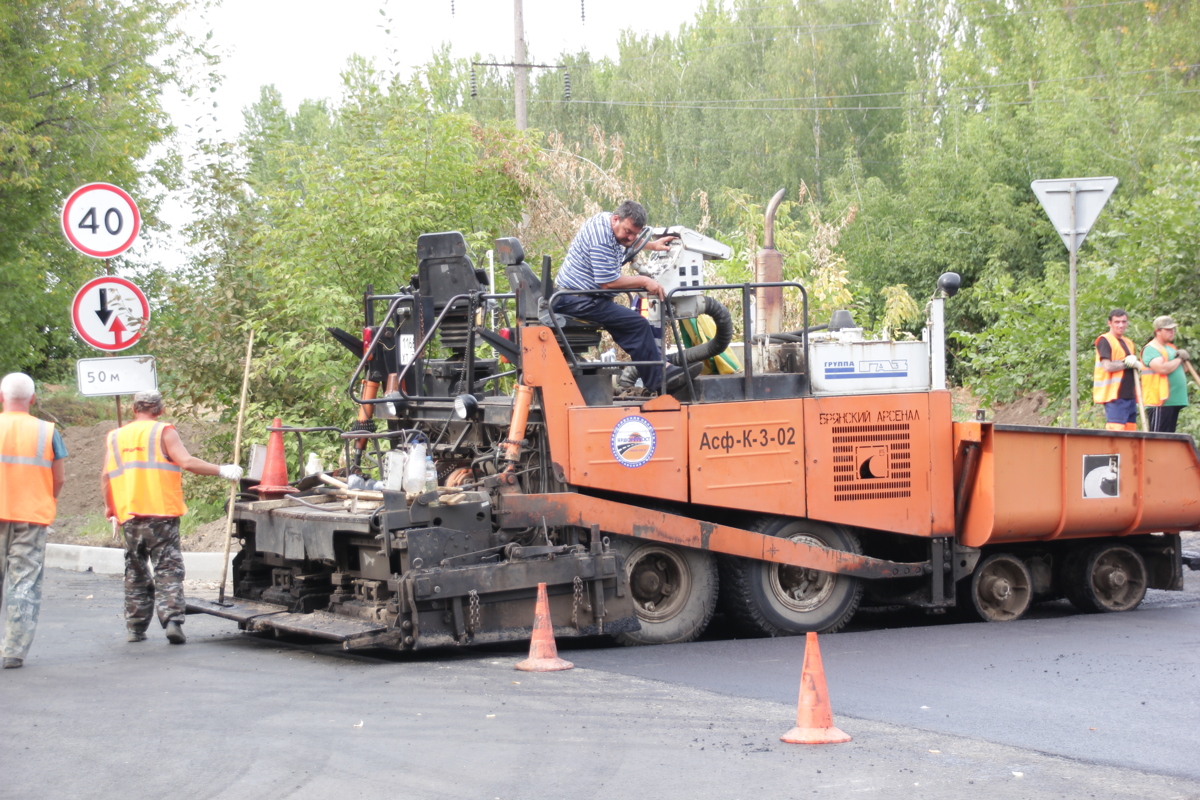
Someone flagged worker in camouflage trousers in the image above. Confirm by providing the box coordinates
[1,373,68,670]
[101,391,242,645]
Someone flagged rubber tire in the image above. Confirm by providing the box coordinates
[611,538,719,646]
[719,518,863,637]
[969,553,1034,622]
[1063,544,1148,613]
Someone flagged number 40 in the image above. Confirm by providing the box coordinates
[78,207,123,236]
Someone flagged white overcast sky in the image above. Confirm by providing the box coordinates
[137,0,708,263]
[171,0,710,142]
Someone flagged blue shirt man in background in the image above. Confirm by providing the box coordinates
[554,200,679,392]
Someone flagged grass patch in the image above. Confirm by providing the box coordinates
[35,384,117,427]
[180,499,226,537]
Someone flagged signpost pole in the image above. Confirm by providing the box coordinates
[1068,183,1078,428]
[104,258,123,427]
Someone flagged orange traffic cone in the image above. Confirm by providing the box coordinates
[780,632,851,744]
[249,417,298,499]
[514,583,573,672]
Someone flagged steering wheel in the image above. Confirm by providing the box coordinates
[621,227,653,265]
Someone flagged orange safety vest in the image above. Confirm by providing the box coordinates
[1140,340,1172,407]
[1092,332,1137,404]
[0,411,57,525]
[105,420,186,524]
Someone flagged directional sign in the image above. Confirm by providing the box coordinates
[61,183,141,258]
[76,355,157,397]
[70,276,150,352]
[1031,177,1119,252]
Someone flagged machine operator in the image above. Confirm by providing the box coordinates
[552,200,686,394]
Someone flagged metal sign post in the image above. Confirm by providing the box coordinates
[1031,177,1119,427]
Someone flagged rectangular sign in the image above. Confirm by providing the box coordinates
[75,355,157,397]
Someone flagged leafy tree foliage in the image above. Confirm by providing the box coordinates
[0,0,207,376]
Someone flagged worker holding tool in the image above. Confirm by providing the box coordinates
[101,391,243,645]
[553,200,685,394]
[1093,309,1142,432]
[0,373,67,670]
[1141,315,1190,433]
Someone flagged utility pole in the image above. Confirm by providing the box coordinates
[514,0,528,130]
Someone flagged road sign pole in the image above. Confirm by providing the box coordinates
[104,258,123,427]
[1069,183,1078,428]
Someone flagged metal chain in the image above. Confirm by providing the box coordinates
[571,576,584,628]
[468,589,481,634]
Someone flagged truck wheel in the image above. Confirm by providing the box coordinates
[720,518,863,636]
[970,553,1033,622]
[611,540,718,646]
[1063,544,1147,613]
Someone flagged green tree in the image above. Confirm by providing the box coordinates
[0,0,210,376]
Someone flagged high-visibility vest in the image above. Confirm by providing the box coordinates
[1140,340,1172,407]
[0,411,57,525]
[105,420,186,523]
[1092,332,1136,404]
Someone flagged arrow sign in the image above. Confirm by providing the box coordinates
[70,276,150,352]
[1031,177,1119,252]
[95,288,113,327]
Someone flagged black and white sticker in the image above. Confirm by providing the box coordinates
[1082,454,1120,499]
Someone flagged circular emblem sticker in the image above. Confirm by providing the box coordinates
[611,415,657,468]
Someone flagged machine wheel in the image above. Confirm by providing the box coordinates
[1063,544,1147,613]
[720,518,863,637]
[970,553,1033,622]
[611,539,718,646]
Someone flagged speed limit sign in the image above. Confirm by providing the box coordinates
[60,183,141,258]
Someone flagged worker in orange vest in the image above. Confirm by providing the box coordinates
[1092,309,1142,431]
[1140,315,1190,433]
[101,391,242,645]
[1,373,67,669]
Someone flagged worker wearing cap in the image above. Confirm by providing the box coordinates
[1141,315,1190,433]
[1093,309,1142,432]
[101,391,243,645]
[0,373,67,670]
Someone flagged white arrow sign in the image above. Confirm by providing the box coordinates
[70,276,150,352]
[1031,177,1119,252]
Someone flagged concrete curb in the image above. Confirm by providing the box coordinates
[46,544,233,582]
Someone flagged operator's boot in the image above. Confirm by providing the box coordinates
[2,657,23,669]
[127,630,147,643]
[165,621,186,645]
[665,362,704,392]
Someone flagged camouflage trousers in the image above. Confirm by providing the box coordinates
[1,521,48,661]
[123,516,186,632]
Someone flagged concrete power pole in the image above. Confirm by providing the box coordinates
[514,0,528,130]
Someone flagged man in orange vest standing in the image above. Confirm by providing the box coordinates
[1093,309,1143,432]
[101,391,242,645]
[1,373,67,669]
[1140,315,1190,433]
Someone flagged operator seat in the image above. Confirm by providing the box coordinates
[416,231,489,351]
[495,237,603,353]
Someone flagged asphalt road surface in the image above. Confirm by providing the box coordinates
[2,568,1198,800]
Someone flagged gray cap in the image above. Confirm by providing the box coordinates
[1153,315,1178,330]
[132,390,163,410]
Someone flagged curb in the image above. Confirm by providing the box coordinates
[46,544,234,582]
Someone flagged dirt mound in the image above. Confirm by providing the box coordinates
[992,390,1057,426]
[182,517,241,553]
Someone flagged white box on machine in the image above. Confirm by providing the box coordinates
[809,339,931,395]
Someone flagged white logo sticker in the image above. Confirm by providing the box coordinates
[610,415,657,468]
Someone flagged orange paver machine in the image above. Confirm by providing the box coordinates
[189,225,1197,650]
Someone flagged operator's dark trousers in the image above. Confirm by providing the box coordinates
[553,295,663,390]
[1147,405,1182,433]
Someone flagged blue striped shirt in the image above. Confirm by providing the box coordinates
[556,212,623,291]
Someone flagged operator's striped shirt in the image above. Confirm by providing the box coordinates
[556,211,623,291]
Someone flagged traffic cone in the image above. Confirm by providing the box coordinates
[249,417,298,499]
[514,583,573,672]
[780,632,851,744]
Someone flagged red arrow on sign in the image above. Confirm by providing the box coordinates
[109,316,128,347]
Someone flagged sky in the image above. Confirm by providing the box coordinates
[172,0,710,143]
[137,0,709,263]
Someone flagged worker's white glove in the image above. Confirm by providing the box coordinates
[1177,348,1190,363]
[1123,354,1140,370]
[218,464,244,482]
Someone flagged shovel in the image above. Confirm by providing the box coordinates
[217,330,254,606]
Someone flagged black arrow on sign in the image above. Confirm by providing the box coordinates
[95,288,113,326]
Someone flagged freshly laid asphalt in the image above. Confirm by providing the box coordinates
[1,568,1197,799]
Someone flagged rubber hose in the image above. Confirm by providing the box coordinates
[616,296,735,388]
